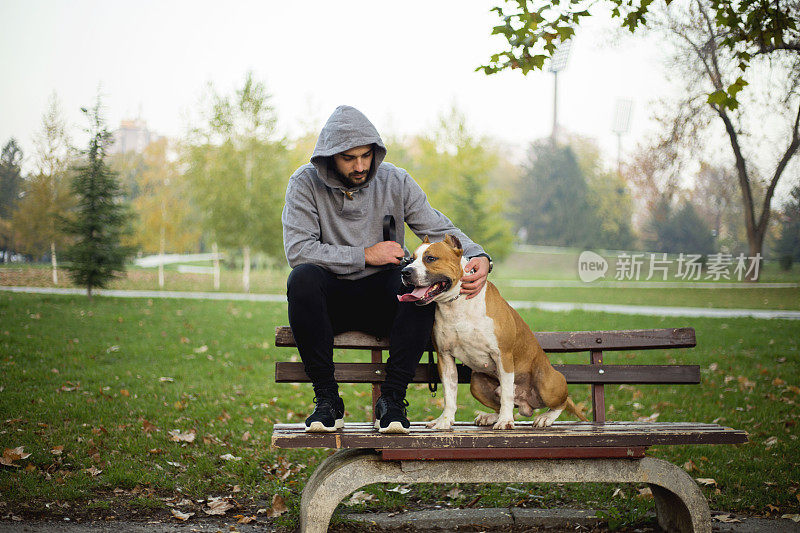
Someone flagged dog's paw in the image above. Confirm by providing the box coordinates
[474,411,498,426]
[427,415,454,430]
[533,409,560,427]
[492,417,515,430]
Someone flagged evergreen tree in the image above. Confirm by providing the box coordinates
[644,200,716,255]
[0,139,23,261]
[776,184,800,268]
[64,99,134,299]
[514,141,596,248]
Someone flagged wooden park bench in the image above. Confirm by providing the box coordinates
[271,326,747,533]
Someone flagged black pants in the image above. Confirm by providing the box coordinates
[286,263,435,397]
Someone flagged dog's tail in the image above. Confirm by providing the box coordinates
[565,396,590,422]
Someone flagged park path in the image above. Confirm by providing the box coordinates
[3,285,799,320]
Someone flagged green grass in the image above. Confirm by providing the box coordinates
[1,292,799,529]
[492,284,800,310]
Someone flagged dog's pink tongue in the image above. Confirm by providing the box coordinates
[397,285,430,303]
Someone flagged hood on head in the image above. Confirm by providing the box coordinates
[310,105,387,190]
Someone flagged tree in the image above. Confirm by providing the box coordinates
[643,198,716,254]
[12,94,74,283]
[776,183,800,267]
[570,135,635,250]
[64,98,134,300]
[387,106,515,260]
[647,1,798,277]
[184,72,290,292]
[133,138,201,287]
[513,140,598,248]
[0,139,23,262]
[691,161,744,251]
[480,0,799,110]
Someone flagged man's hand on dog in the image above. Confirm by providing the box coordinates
[366,241,405,266]
[461,256,490,299]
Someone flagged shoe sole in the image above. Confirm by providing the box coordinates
[305,418,344,433]
[374,420,410,434]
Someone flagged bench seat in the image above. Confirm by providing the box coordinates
[272,421,747,457]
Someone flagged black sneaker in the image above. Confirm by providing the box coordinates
[374,392,411,434]
[305,393,344,432]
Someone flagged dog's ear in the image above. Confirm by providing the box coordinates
[422,235,430,244]
[444,234,463,255]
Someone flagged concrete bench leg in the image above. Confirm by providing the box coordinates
[299,450,710,533]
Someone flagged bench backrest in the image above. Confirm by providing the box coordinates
[274,327,698,423]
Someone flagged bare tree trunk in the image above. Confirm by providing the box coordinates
[212,242,220,290]
[50,241,58,285]
[242,246,251,293]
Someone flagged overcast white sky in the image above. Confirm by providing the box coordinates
[0,1,676,166]
[6,0,796,208]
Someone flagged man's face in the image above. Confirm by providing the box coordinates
[333,145,373,187]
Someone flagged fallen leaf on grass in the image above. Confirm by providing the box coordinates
[612,488,625,498]
[683,460,697,472]
[637,412,660,423]
[193,345,208,354]
[1,447,31,467]
[713,514,741,523]
[168,429,195,443]
[85,466,102,476]
[203,497,233,515]
[636,487,653,499]
[120,389,129,397]
[50,445,64,456]
[266,494,287,517]
[765,436,779,448]
[696,478,717,486]
[170,509,194,521]
[388,485,411,495]
[141,420,157,433]
[159,377,174,383]
[345,490,375,506]
[59,382,80,392]
[220,453,241,462]
[446,488,463,499]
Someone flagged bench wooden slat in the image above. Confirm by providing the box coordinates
[271,421,748,450]
[274,361,701,384]
[274,326,696,352]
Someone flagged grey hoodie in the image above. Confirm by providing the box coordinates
[282,105,487,280]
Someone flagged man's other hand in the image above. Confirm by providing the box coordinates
[460,256,490,299]
[365,241,405,266]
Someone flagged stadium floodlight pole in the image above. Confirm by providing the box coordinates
[548,41,572,146]
[611,98,634,175]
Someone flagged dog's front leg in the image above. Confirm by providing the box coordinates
[493,358,515,430]
[427,352,458,430]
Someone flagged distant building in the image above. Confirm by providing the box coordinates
[110,118,160,154]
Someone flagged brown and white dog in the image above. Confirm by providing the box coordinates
[399,235,588,430]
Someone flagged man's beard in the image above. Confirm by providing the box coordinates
[336,168,369,188]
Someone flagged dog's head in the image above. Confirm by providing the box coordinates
[398,234,464,305]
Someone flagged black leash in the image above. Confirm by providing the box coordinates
[382,214,396,243]
[384,215,437,396]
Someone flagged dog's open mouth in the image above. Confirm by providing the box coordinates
[397,280,452,305]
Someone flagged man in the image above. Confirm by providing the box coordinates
[282,105,491,434]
